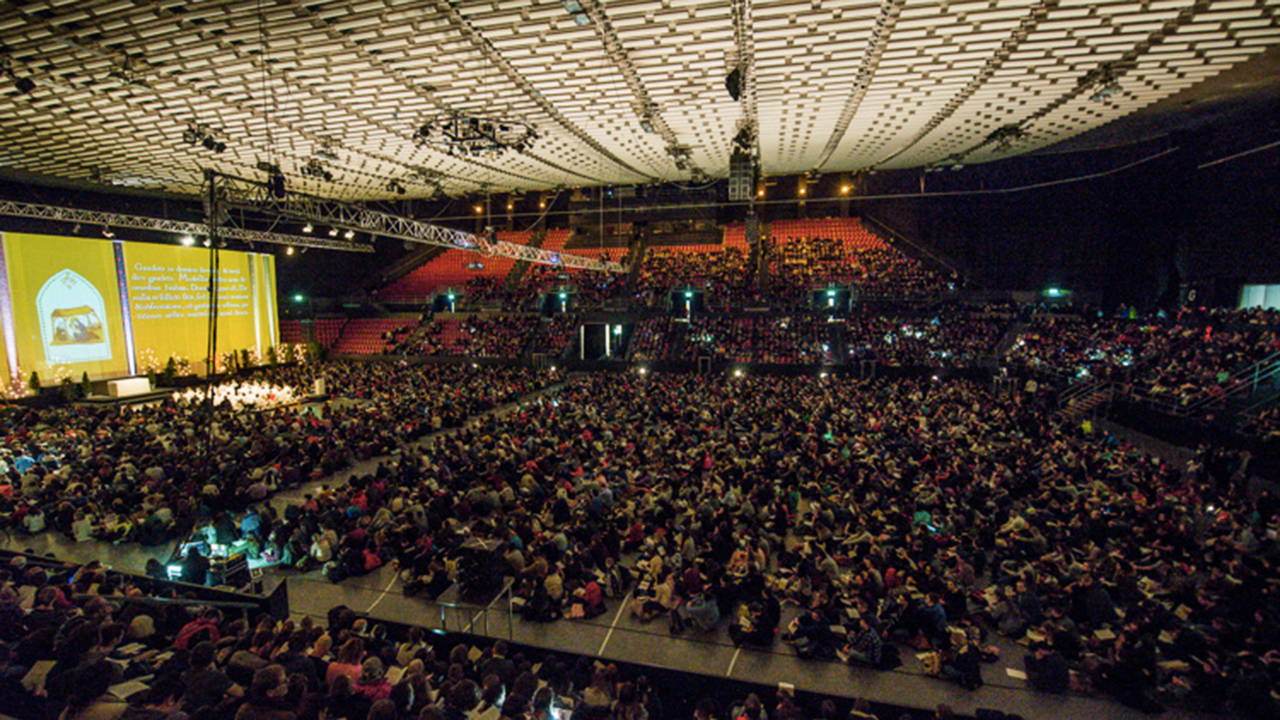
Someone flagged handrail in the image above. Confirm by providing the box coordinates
[859,213,962,278]
[1173,351,1280,415]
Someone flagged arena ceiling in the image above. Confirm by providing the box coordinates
[0,0,1277,201]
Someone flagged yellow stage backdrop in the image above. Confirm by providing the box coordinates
[122,243,277,373]
[0,232,279,384]
[1,233,129,381]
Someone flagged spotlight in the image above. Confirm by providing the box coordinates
[202,238,211,247]
[343,230,354,240]
[101,227,115,239]
[286,247,294,256]
[328,228,339,237]
[302,223,313,234]
[733,369,743,377]
[180,235,195,246]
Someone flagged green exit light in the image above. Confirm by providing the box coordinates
[293,294,305,303]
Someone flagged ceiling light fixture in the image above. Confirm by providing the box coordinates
[413,110,539,157]
[300,158,334,182]
[182,122,227,153]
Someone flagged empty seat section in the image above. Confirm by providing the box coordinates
[332,318,420,355]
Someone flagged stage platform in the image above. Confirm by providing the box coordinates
[78,388,328,409]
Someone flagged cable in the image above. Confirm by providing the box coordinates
[1196,138,1280,170]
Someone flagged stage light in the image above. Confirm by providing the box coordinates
[180,235,195,246]
[733,369,743,377]
[840,186,850,194]
[293,293,304,302]
[343,230,354,240]
[101,226,115,239]
[302,223,313,233]
[301,158,335,182]
[474,205,484,214]
[286,247,295,256]
[202,239,211,247]
[328,228,339,237]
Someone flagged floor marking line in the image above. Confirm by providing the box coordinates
[598,589,633,657]
[727,647,742,677]
[366,573,398,614]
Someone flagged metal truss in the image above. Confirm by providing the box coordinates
[210,172,625,272]
[0,199,372,252]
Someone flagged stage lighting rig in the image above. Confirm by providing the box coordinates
[412,110,539,157]
[386,179,407,195]
[986,124,1027,153]
[300,158,334,182]
[182,123,226,153]
[256,161,287,198]
[1081,64,1123,103]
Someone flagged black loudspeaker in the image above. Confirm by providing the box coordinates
[725,66,742,101]
[270,172,287,199]
[729,151,754,202]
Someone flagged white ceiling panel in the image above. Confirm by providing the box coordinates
[0,0,1273,198]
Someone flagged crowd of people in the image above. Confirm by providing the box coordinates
[680,317,835,364]
[400,317,545,359]
[843,313,1011,368]
[50,370,1266,717]
[1,357,1279,718]
[1007,306,1280,409]
[0,362,557,550]
[0,553,921,720]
